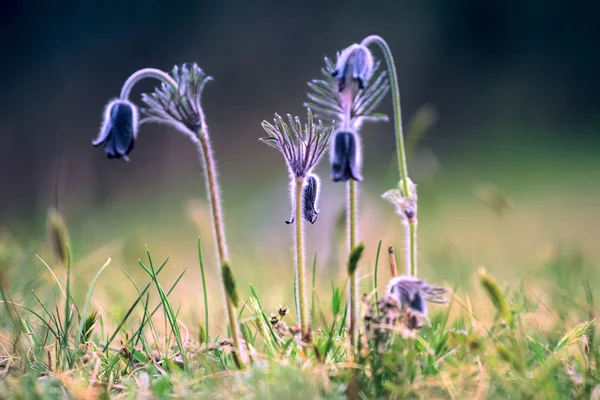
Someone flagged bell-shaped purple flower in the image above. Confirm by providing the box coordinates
[92,99,138,161]
[331,130,362,182]
[332,44,374,93]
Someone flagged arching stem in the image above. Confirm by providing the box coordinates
[361,35,417,277]
[119,68,178,100]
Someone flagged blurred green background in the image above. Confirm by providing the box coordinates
[1,0,599,329]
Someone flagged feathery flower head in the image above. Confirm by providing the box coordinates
[382,178,418,222]
[140,63,212,136]
[92,99,138,161]
[260,109,333,178]
[385,275,449,329]
[331,130,362,182]
[332,44,374,94]
[305,49,389,131]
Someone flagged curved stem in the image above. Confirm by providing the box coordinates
[360,35,409,198]
[348,180,359,345]
[362,35,418,277]
[119,68,178,100]
[295,177,309,336]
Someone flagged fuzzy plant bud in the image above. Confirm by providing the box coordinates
[47,208,70,267]
[332,44,374,93]
[286,175,321,224]
[331,130,362,182]
[382,178,418,223]
[92,99,138,161]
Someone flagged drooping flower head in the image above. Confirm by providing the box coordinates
[332,44,374,98]
[331,130,362,182]
[385,275,449,329]
[92,99,138,161]
[305,45,389,132]
[260,110,332,224]
[93,63,212,160]
[305,44,389,183]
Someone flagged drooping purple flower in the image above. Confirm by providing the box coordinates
[92,99,138,161]
[331,130,362,182]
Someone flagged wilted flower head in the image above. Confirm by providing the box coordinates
[331,130,362,182]
[385,275,449,329]
[140,63,212,135]
[382,178,418,222]
[332,44,374,93]
[92,99,138,161]
[260,109,332,178]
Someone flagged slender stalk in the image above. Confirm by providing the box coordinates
[119,68,178,100]
[348,179,359,345]
[361,35,417,277]
[295,177,309,336]
[409,221,418,277]
[197,129,229,263]
[195,128,248,367]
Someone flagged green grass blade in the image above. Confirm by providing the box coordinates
[198,237,210,345]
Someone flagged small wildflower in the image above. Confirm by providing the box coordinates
[305,48,388,131]
[331,130,362,182]
[382,178,418,223]
[92,99,138,161]
[385,275,449,330]
[332,44,374,93]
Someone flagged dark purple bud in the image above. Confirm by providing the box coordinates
[331,130,362,182]
[332,44,374,93]
[404,205,416,220]
[92,99,138,161]
[302,175,319,224]
[286,175,320,225]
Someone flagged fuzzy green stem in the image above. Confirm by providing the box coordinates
[409,221,418,277]
[361,35,418,277]
[295,177,309,336]
[119,68,178,100]
[196,129,247,366]
[348,180,359,346]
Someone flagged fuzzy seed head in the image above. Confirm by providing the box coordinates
[140,63,212,135]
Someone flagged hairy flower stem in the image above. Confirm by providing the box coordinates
[119,68,178,100]
[196,129,248,367]
[348,180,359,346]
[294,177,310,337]
[361,35,417,277]
[117,68,248,366]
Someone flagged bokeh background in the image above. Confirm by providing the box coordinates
[1,1,599,328]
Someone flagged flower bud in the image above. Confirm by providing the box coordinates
[332,44,374,93]
[331,130,362,182]
[92,99,138,161]
[302,175,320,224]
